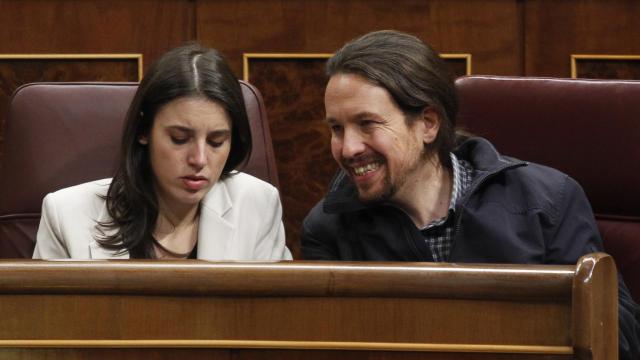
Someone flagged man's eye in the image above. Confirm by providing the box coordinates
[170,136,188,144]
[360,120,375,127]
[330,125,343,133]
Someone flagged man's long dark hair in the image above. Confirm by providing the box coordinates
[96,43,252,258]
[326,30,457,168]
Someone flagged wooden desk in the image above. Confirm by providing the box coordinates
[0,253,617,359]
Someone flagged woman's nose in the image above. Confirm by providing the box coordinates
[187,142,207,169]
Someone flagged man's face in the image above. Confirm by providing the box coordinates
[325,73,435,203]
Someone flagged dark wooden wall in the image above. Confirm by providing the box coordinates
[2,0,640,258]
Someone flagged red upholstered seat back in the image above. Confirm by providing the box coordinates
[455,75,640,301]
[0,81,278,258]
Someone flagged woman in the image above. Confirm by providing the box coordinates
[33,44,292,260]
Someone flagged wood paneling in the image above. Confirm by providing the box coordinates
[0,253,619,359]
[0,0,194,59]
[247,57,336,257]
[0,349,573,360]
[525,0,640,76]
[197,0,521,77]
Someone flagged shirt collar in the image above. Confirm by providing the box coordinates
[421,153,463,230]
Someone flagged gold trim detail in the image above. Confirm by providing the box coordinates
[570,54,640,78]
[0,53,144,81]
[242,53,472,82]
[243,53,333,82]
[0,340,573,354]
[440,53,473,76]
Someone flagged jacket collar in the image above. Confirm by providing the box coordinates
[323,137,526,214]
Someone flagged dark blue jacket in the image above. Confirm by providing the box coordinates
[302,137,639,359]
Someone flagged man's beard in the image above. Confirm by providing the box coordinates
[356,170,396,204]
[350,148,428,204]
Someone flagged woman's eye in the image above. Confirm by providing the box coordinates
[170,136,188,144]
[330,125,343,134]
[208,139,224,148]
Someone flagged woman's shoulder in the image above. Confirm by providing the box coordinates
[45,178,112,208]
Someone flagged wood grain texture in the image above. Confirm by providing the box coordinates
[197,0,521,77]
[0,260,574,298]
[525,0,640,76]
[0,349,573,360]
[247,58,336,256]
[0,1,193,59]
[0,254,617,359]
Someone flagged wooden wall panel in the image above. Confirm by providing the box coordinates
[246,57,336,257]
[0,0,194,59]
[197,0,522,77]
[525,0,640,77]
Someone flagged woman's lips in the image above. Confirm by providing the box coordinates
[181,176,208,191]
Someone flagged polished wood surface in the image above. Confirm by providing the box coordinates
[572,253,618,359]
[0,253,618,359]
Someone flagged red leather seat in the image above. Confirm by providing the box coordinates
[0,81,278,258]
[455,75,640,302]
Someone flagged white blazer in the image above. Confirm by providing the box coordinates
[33,172,292,260]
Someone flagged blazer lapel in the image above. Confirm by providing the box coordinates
[197,179,235,260]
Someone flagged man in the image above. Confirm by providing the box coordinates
[301,30,639,359]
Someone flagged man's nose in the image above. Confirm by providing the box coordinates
[341,128,366,159]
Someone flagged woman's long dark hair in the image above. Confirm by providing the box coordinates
[96,43,252,258]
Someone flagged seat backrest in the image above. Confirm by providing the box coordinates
[455,75,640,301]
[0,81,278,258]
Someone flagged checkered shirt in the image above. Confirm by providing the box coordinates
[419,153,474,262]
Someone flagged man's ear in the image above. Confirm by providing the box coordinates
[138,135,149,145]
[419,107,440,145]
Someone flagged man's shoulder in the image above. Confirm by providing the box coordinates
[304,198,339,227]
[508,161,570,189]
[482,160,586,219]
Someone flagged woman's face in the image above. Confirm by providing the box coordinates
[139,96,232,212]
